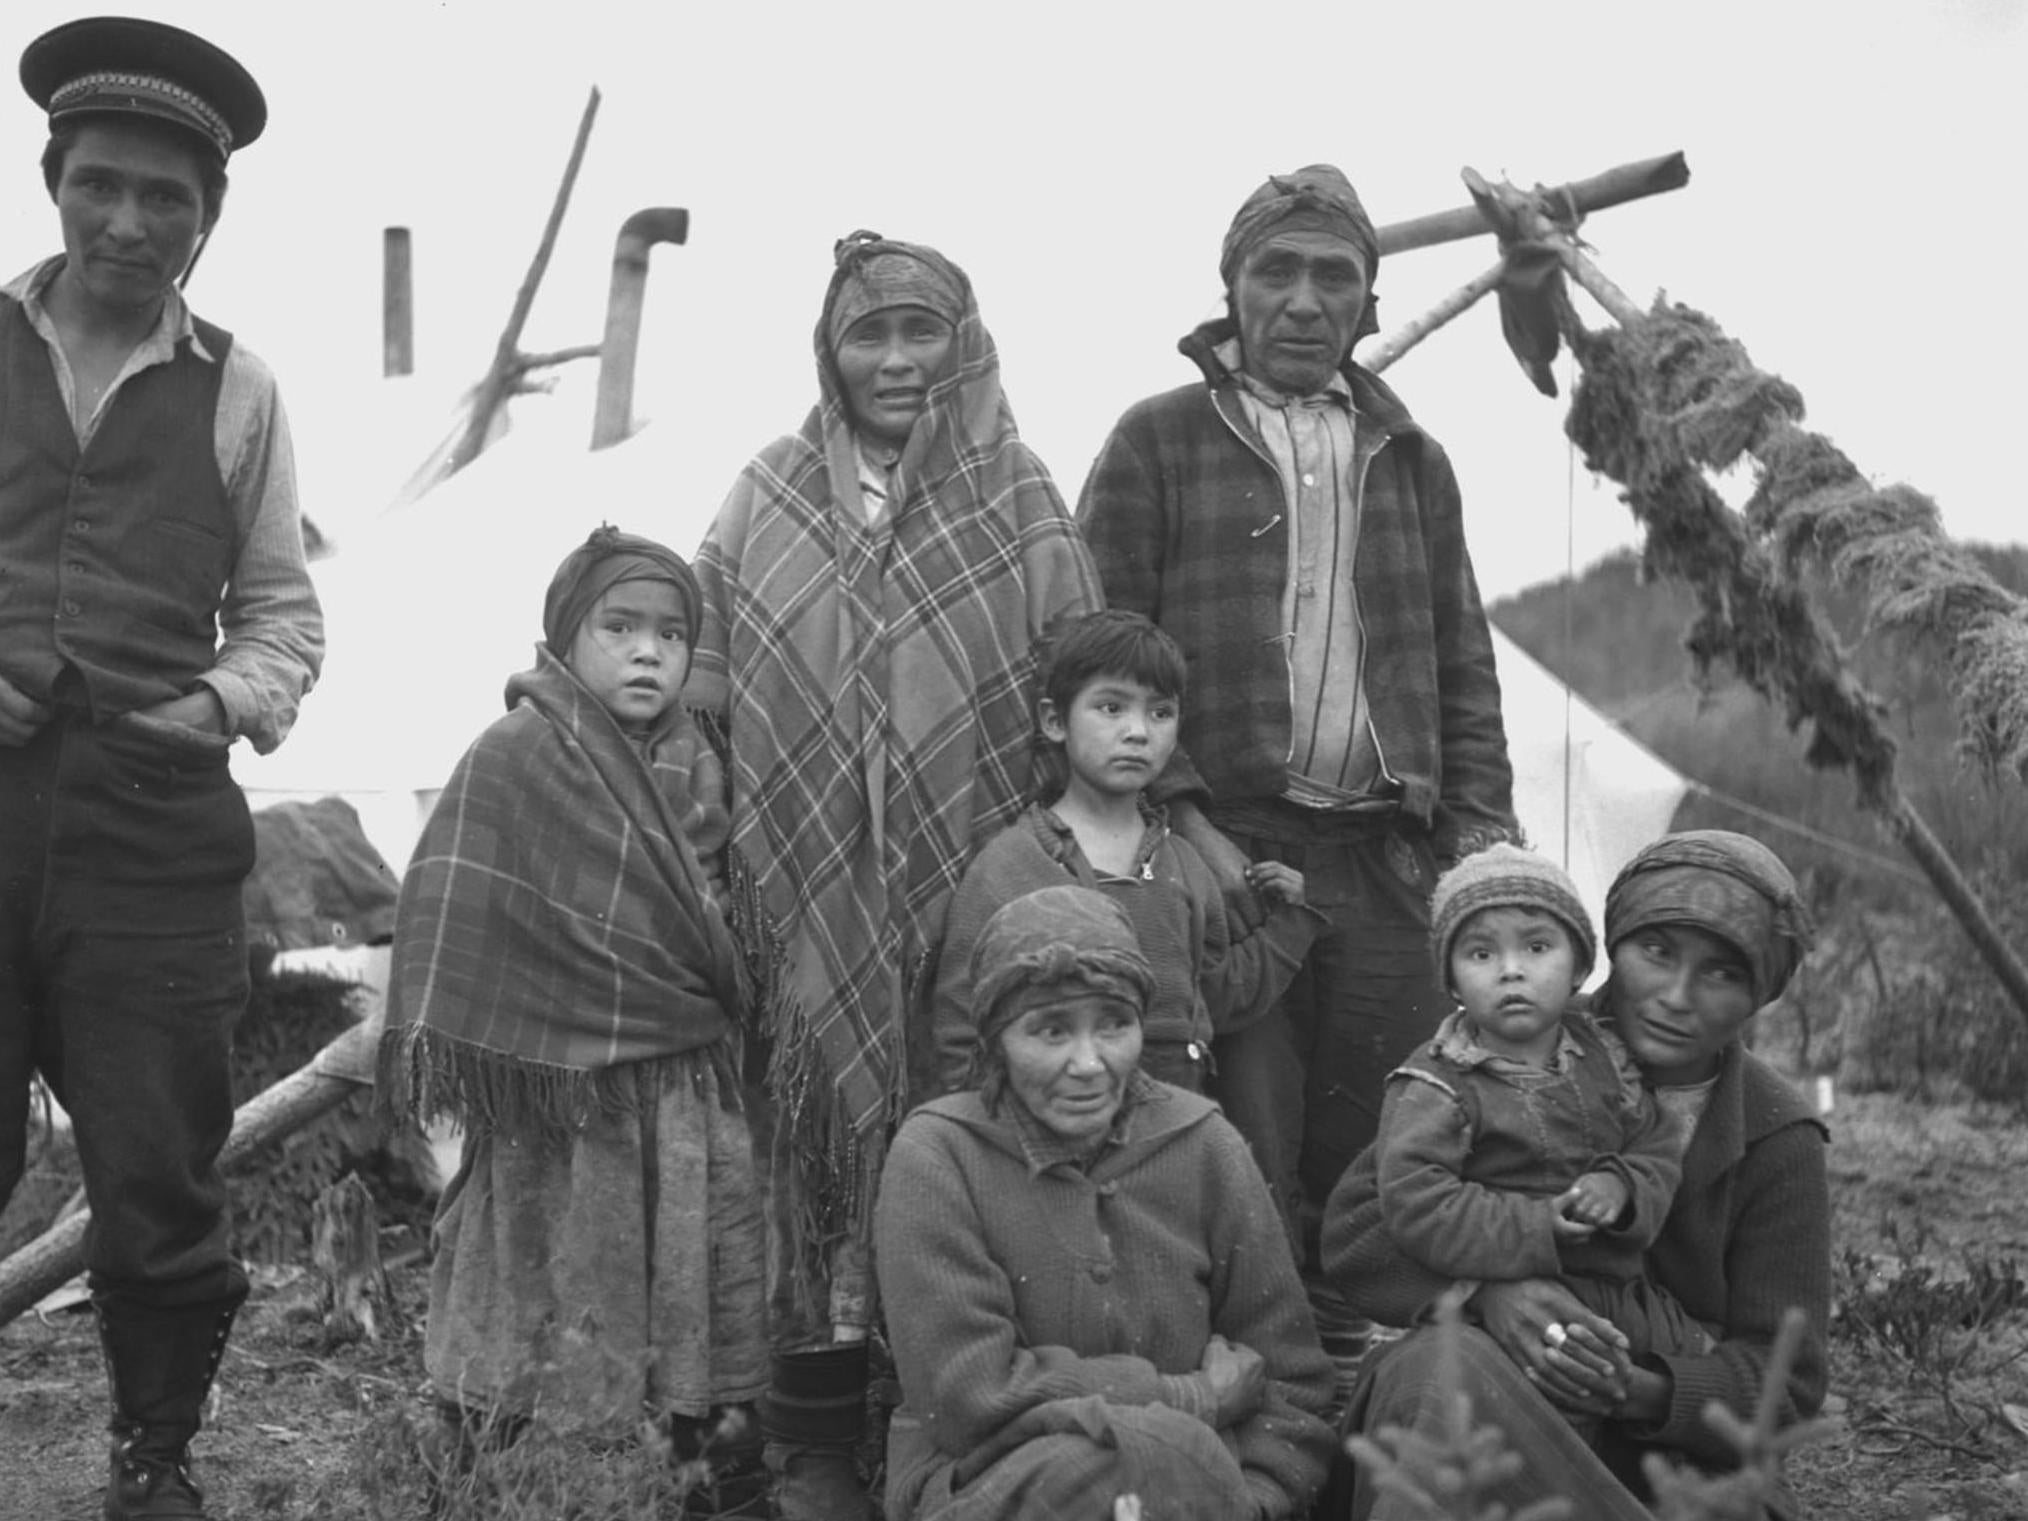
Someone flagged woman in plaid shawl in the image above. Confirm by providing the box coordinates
[691,233,1102,1514]
[379,528,768,1453]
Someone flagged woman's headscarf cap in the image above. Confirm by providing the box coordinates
[1603,829,1815,1004]
[969,885,1155,1054]
[21,16,265,160]
[541,525,701,653]
[824,229,966,350]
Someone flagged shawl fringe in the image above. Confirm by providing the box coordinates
[378,1022,729,1143]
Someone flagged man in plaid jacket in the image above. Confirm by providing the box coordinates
[1076,163,1517,1284]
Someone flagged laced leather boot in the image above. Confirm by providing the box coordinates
[96,1276,247,1520]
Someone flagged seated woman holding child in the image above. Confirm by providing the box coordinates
[877,885,1337,1521]
[1323,829,1830,1520]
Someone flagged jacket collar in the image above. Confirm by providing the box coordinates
[1679,1040,1827,1183]
[1177,315,1419,439]
[1031,798,1168,880]
[10,254,216,364]
[916,1077,1219,1180]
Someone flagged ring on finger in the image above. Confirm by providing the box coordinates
[1543,1322,1568,1348]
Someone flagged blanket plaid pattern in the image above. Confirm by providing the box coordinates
[692,265,1101,1274]
[378,648,743,1137]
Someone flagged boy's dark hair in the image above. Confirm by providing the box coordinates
[1037,609,1187,720]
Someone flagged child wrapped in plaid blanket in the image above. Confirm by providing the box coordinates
[378,528,768,1447]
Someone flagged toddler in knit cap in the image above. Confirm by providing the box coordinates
[1371,844,1707,1403]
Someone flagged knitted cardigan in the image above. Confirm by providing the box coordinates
[1075,320,1514,862]
[1324,1037,1830,1476]
[876,1084,1337,1519]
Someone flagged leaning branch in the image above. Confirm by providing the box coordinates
[450,86,602,475]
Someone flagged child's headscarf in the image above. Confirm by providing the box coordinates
[541,524,701,652]
[1603,829,1815,1005]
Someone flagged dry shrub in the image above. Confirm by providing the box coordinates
[1815,881,2028,1106]
[343,1393,764,1520]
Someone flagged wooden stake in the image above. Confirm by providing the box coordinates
[592,207,690,451]
[382,227,414,378]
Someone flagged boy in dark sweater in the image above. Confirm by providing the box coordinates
[932,610,1324,1097]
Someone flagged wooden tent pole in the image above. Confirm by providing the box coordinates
[1885,799,2028,1023]
[1558,243,1644,326]
[1374,150,1688,257]
[1354,260,1504,375]
[0,1024,377,1329]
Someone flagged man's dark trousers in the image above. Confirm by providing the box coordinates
[0,711,252,1305]
[1208,802,1447,1262]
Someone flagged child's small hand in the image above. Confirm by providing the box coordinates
[1555,1171,1629,1232]
[1243,860,1305,907]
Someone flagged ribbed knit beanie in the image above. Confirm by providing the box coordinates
[1429,843,1596,987]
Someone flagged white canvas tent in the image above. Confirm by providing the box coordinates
[1488,626,1687,922]
[235,408,722,872]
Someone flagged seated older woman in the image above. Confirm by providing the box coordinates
[876,884,1337,1521]
[1322,830,1830,1521]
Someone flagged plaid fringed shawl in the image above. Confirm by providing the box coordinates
[378,648,744,1138]
[691,245,1102,1293]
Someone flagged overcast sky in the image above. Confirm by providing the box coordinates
[4,0,2022,602]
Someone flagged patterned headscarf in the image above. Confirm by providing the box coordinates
[971,885,1154,1048]
[1604,830,1815,1005]
[966,885,1154,1098]
[541,525,700,653]
[824,231,967,351]
[1220,162,1381,344]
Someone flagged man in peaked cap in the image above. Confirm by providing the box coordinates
[2,16,321,1519]
[1076,165,1516,1327]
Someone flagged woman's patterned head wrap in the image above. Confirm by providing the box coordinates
[1604,829,1814,1005]
[965,885,1153,1094]
[823,230,966,351]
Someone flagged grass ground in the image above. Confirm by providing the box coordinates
[3,1089,2025,1519]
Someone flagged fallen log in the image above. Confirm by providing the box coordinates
[0,1021,377,1329]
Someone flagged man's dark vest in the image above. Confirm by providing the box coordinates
[0,293,236,718]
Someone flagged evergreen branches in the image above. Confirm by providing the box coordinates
[1569,301,2028,784]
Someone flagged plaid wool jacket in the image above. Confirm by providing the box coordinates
[1075,320,1516,864]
